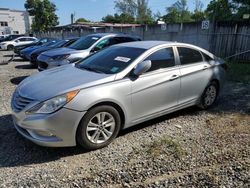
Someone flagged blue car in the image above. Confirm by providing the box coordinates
[20,39,60,60]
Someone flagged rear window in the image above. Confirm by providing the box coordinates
[69,36,101,50]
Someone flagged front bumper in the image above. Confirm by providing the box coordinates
[12,108,85,147]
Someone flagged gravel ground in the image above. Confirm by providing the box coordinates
[0,50,249,188]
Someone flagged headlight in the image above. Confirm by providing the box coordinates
[52,54,70,61]
[26,90,79,114]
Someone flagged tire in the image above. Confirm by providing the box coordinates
[76,105,121,150]
[7,45,14,51]
[198,81,219,109]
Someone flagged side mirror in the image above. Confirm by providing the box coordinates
[15,40,20,43]
[133,60,151,76]
[90,46,101,53]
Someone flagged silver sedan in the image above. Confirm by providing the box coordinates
[11,41,227,149]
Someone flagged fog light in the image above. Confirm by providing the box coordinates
[35,130,54,137]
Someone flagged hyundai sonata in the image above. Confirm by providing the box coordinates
[11,41,226,150]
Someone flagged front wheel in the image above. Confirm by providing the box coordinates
[76,105,121,150]
[7,45,14,51]
[198,81,219,109]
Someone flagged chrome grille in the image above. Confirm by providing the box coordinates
[12,90,34,113]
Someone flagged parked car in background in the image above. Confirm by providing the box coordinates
[0,34,9,41]
[37,33,141,71]
[0,36,37,50]
[30,38,79,67]
[14,38,56,56]
[11,41,226,149]
[0,34,24,43]
[20,39,60,60]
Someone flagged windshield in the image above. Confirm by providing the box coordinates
[69,36,101,50]
[76,46,146,74]
[49,40,67,48]
[42,40,60,47]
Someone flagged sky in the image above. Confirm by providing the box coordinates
[0,0,211,25]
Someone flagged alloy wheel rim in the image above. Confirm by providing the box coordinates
[204,85,217,106]
[86,112,116,144]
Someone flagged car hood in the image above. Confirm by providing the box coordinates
[41,47,79,57]
[18,64,115,101]
[31,46,54,55]
[21,46,40,53]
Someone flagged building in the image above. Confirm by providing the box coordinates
[0,8,33,35]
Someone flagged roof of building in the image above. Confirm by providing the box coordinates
[53,22,142,30]
[0,8,27,13]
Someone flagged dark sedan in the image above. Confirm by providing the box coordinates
[14,38,56,56]
[30,38,79,67]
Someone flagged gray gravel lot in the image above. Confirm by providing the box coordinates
[0,50,249,187]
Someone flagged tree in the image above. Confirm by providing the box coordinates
[102,14,118,23]
[75,18,90,23]
[114,0,137,17]
[205,0,235,22]
[163,0,193,23]
[163,7,181,23]
[102,13,135,24]
[114,0,153,24]
[232,0,250,20]
[191,0,206,21]
[25,0,59,32]
[136,0,154,24]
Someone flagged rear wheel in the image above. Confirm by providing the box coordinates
[76,105,121,150]
[7,45,14,51]
[198,81,219,109]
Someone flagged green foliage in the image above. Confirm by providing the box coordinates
[192,0,206,21]
[191,11,206,21]
[75,18,90,23]
[145,136,184,158]
[163,0,193,23]
[102,13,135,24]
[25,0,59,32]
[136,0,154,24]
[226,62,250,83]
[115,0,137,17]
[206,0,235,22]
[232,0,250,20]
[113,0,154,24]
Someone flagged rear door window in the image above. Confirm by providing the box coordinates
[145,48,176,72]
[177,47,203,65]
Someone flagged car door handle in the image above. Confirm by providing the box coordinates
[203,65,209,70]
[169,75,179,81]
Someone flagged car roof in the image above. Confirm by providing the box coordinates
[117,40,203,49]
[85,33,140,39]
[116,41,173,49]
[117,40,216,58]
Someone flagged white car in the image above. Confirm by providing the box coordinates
[0,36,37,50]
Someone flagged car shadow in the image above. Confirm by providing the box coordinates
[10,76,29,85]
[119,106,200,137]
[0,107,199,168]
[3,54,14,57]
[0,114,86,168]
[12,58,28,62]
[15,64,36,69]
